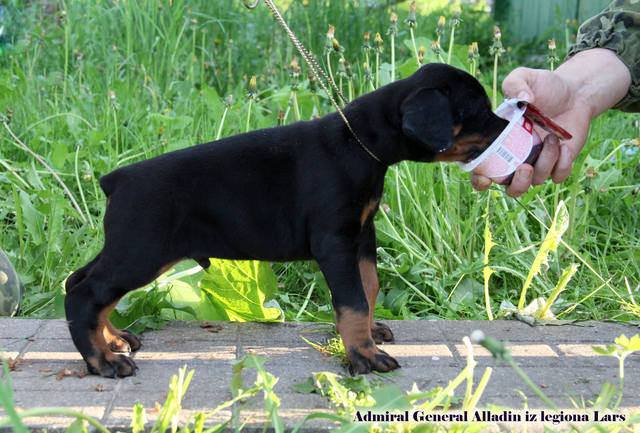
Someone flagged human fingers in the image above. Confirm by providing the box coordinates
[502,67,572,117]
[470,172,492,191]
[550,108,591,183]
[501,66,535,102]
[532,134,560,185]
[505,164,534,197]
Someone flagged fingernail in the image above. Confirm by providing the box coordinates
[517,167,529,181]
[517,91,530,102]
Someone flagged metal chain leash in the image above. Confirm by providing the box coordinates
[244,0,382,164]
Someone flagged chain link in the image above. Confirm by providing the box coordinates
[259,0,383,164]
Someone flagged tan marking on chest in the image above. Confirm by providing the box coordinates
[360,198,381,228]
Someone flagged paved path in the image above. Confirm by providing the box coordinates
[0,319,638,432]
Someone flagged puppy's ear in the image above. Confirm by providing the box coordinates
[401,88,454,153]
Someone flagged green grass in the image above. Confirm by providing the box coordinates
[0,0,638,324]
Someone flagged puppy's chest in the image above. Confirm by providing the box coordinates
[357,178,385,229]
[360,196,381,229]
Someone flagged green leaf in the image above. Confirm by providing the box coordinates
[200,86,224,114]
[537,263,579,319]
[592,381,617,411]
[591,345,614,356]
[333,422,370,433]
[621,334,640,351]
[583,155,622,190]
[130,403,146,433]
[290,377,317,394]
[517,201,569,310]
[19,191,44,245]
[110,285,197,333]
[66,114,83,140]
[198,259,281,322]
[50,142,70,168]
[369,385,412,411]
[65,419,88,433]
[612,334,640,352]
[397,57,420,79]
[448,277,482,312]
[378,63,394,87]
[291,413,348,433]
[53,285,66,318]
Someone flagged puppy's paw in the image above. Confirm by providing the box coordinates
[119,330,142,352]
[371,321,394,344]
[347,342,399,375]
[105,328,141,353]
[87,352,137,378]
[108,336,132,353]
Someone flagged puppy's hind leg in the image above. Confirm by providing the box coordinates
[65,265,134,377]
[65,254,101,293]
[64,251,172,378]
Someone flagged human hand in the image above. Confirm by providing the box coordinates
[471,49,631,197]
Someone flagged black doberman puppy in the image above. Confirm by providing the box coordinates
[65,64,508,378]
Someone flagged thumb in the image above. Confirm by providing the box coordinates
[501,67,536,103]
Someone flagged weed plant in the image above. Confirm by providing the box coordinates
[0,0,638,326]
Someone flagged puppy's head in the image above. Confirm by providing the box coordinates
[399,64,508,163]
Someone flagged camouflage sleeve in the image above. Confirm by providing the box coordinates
[567,0,640,111]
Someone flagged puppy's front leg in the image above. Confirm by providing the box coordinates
[358,224,394,344]
[314,238,399,374]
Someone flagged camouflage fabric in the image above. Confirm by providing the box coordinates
[568,0,640,112]
[0,248,22,317]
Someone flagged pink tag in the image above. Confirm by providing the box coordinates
[473,116,539,178]
[457,99,571,185]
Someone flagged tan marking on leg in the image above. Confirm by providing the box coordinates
[93,301,125,351]
[336,307,375,357]
[84,299,139,377]
[87,300,130,356]
[337,307,399,373]
[87,304,116,373]
[360,199,380,229]
[358,259,379,328]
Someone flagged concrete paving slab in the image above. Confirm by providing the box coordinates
[382,365,469,393]
[9,390,112,431]
[0,338,29,360]
[0,319,637,433]
[9,360,114,392]
[383,319,448,342]
[120,359,235,394]
[19,336,84,362]
[34,319,70,339]
[134,339,237,362]
[453,343,566,367]
[0,318,43,339]
[237,322,332,344]
[142,320,238,342]
[423,320,640,343]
